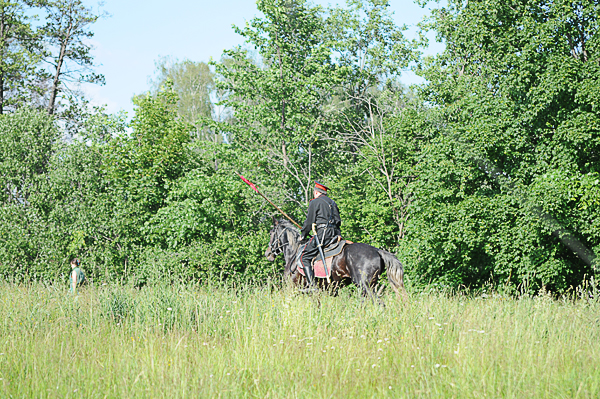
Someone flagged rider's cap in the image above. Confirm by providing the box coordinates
[314,181,328,194]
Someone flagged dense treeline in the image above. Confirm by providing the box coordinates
[0,0,598,293]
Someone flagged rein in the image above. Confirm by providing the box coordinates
[270,225,298,256]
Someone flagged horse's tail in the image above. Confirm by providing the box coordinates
[377,249,408,302]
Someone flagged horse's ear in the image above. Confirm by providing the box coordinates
[272,216,278,225]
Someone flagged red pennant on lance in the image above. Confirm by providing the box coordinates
[239,173,258,193]
[235,170,302,229]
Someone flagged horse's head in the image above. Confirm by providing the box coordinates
[265,218,299,269]
[265,217,283,262]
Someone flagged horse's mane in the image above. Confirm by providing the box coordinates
[277,218,299,231]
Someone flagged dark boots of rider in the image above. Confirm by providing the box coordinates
[304,264,316,287]
[300,265,318,293]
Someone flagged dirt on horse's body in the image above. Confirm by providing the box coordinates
[265,219,408,300]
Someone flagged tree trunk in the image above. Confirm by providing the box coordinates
[48,41,67,114]
[48,21,72,115]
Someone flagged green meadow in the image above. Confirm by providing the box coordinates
[0,282,598,398]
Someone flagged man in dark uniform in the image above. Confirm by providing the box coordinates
[300,181,342,289]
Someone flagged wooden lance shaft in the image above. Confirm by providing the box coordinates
[235,171,301,230]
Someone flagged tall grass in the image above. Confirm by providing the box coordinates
[0,281,598,398]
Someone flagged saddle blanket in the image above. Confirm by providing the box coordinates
[295,238,349,279]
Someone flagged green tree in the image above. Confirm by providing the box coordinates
[0,107,57,205]
[41,108,128,280]
[0,0,43,114]
[332,92,427,249]
[150,57,217,141]
[42,0,104,114]
[214,0,344,209]
[405,0,600,291]
[103,83,193,263]
[327,0,416,101]
[0,108,58,278]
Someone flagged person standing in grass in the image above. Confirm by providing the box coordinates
[69,258,85,293]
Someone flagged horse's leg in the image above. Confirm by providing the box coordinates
[365,275,386,308]
[343,244,387,307]
[374,285,386,308]
[328,252,351,296]
[351,267,379,306]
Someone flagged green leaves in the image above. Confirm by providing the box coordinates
[42,0,105,114]
[0,108,58,205]
[215,0,345,206]
[0,0,44,114]
[1,0,598,292]
[405,0,600,292]
[328,0,416,97]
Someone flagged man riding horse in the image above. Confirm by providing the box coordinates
[265,181,408,301]
[300,181,341,290]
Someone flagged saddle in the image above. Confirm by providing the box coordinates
[295,237,350,279]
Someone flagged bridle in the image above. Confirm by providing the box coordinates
[269,225,296,257]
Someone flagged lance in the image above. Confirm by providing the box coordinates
[235,171,301,229]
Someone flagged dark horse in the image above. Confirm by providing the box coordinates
[265,218,408,301]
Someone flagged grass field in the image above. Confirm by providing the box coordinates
[0,281,599,398]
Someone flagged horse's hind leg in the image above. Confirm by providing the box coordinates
[375,283,386,308]
[359,280,385,308]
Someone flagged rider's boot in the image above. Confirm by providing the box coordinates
[300,265,318,294]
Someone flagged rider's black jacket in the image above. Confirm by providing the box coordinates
[301,194,341,241]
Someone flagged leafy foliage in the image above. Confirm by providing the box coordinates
[403,0,600,291]
[0,0,598,294]
[149,57,217,140]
